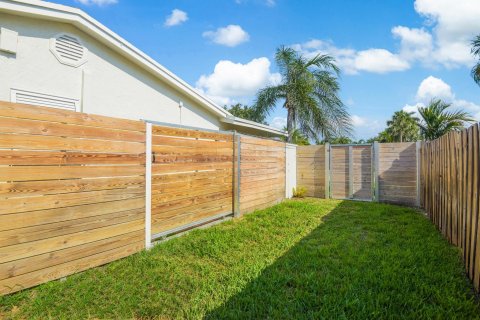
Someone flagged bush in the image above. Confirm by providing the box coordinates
[292,186,307,198]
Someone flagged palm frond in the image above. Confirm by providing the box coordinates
[252,85,285,116]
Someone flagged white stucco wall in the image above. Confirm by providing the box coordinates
[0,13,221,130]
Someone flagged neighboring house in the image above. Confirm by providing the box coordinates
[0,0,284,137]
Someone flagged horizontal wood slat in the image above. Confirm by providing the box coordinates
[150,124,234,236]
[0,101,145,296]
[0,102,289,296]
[240,136,285,214]
[0,101,145,132]
[378,142,417,205]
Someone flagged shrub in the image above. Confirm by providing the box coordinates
[292,186,307,198]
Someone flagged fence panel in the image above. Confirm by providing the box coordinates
[240,136,285,214]
[295,142,418,205]
[0,101,146,296]
[330,145,350,199]
[421,124,480,290]
[352,145,373,200]
[296,145,326,198]
[378,142,418,206]
[150,125,234,238]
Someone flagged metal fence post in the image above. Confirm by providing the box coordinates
[145,122,152,249]
[324,143,330,199]
[372,141,380,202]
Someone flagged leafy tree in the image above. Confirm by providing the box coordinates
[281,127,310,145]
[224,103,267,124]
[418,99,474,140]
[253,46,351,143]
[327,136,353,144]
[385,110,420,142]
[367,130,394,143]
[472,35,480,86]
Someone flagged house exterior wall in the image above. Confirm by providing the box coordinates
[0,13,222,130]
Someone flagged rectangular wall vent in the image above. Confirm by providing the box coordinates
[11,89,79,111]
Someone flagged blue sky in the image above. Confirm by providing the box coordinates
[56,0,480,139]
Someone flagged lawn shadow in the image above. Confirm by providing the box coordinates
[205,200,479,319]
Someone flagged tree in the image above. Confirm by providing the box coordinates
[385,110,420,142]
[472,35,480,86]
[253,46,351,143]
[327,136,353,144]
[418,99,474,140]
[224,103,267,124]
[281,127,310,145]
[367,130,394,143]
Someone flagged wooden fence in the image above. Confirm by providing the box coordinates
[239,136,286,214]
[296,145,327,198]
[150,125,234,237]
[378,142,419,206]
[0,101,290,296]
[296,142,419,205]
[421,123,480,290]
[0,101,146,296]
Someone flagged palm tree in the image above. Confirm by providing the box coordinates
[472,35,480,86]
[281,127,310,145]
[253,46,351,143]
[385,110,420,142]
[418,99,474,140]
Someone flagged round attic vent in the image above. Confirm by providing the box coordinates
[50,33,88,67]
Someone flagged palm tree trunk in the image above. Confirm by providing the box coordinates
[287,106,294,143]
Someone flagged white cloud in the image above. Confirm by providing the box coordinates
[164,9,188,27]
[270,117,287,130]
[402,103,423,118]
[351,115,384,139]
[196,57,281,105]
[403,76,480,120]
[392,26,433,61]
[203,25,250,47]
[414,0,480,67]
[75,0,117,6]
[292,40,409,75]
[351,115,367,127]
[354,49,410,74]
[292,0,480,75]
[415,76,453,103]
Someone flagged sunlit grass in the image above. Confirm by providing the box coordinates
[1,199,478,319]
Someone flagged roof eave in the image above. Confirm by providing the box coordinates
[222,116,287,136]
[0,0,230,119]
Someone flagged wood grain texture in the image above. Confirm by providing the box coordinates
[240,136,285,214]
[420,124,480,291]
[377,142,417,206]
[296,145,326,198]
[150,124,234,235]
[0,102,145,296]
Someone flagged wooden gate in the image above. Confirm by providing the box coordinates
[329,144,373,201]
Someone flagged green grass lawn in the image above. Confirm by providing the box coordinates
[1,199,479,319]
